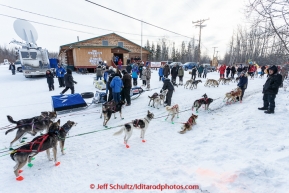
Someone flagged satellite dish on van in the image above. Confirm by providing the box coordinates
[13,19,38,45]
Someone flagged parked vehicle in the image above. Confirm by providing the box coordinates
[183,62,198,71]
[14,60,22,72]
[169,62,183,68]
[206,66,216,72]
[4,59,10,65]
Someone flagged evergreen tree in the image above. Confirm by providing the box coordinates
[156,44,161,61]
[151,43,156,61]
[187,42,193,62]
[171,42,176,62]
[181,41,186,63]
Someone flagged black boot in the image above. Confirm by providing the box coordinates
[258,107,268,110]
[264,110,274,114]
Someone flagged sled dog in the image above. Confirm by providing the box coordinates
[113,111,154,148]
[165,104,179,123]
[192,93,214,112]
[179,113,198,134]
[5,111,57,149]
[100,100,126,126]
[10,120,61,181]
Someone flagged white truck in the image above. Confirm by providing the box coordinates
[10,19,50,78]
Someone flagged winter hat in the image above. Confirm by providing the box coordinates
[268,65,278,74]
[241,71,245,75]
[112,68,117,73]
[161,77,166,82]
[143,67,146,70]
[67,69,72,74]
[122,70,127,74]
[109,66,113,70]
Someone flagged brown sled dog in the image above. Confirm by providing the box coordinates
[10,120,61,181]
[6,111,57,149]
[179,113,198,134]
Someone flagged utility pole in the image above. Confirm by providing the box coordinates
[192,18,209,64]
[212,46,217,66]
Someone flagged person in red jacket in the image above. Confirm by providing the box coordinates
[219,64,226,78]
[248,65,256,79]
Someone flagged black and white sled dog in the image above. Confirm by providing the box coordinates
[113,111,154,148]
[5,111,57,149]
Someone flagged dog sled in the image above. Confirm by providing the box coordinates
[92,86,144,104]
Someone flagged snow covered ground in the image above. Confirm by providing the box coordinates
[0,65,288,193]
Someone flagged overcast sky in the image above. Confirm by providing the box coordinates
[0,0,246,59]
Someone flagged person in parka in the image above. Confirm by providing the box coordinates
[231,65,236,78]
[121,70,132,106]
[107,67,117,101]
[60,69,77,94]
[158,65,164,81]
[226,66,231,78]
[160,77,175,106]
[110,74,124,104]
[96,65,103,80]
[191,66,197,80]
[126,63,132,74]
[163,64,170,78]
[258,65,282,114]
[203,66,208,78]
[9,63,16,75]
[197,65,204,78]
[145,66,152,90]
[170,64,178,84]
[236,71,248,102]
[46,70,55,91]
[141,66,147,86]
[131,64,139,86]
[56,64,66,87]
[178,65,184,85]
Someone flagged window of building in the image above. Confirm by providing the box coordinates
[118,42,124,47]
[102,40,108,46]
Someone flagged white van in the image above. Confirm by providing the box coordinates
[4,59,10,65]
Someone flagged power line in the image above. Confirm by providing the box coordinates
[0,3,187,39]
[84,0,193,39]
[0,14,97,35]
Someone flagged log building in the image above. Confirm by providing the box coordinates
[59,33,150,71]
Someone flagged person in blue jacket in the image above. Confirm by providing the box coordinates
[131,64,139,86]
[158,65,164,81]
[56,64,66,87]
[110,74,124,104]
[237,71,248,102]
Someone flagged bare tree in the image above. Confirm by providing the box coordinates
[247,0,289,54]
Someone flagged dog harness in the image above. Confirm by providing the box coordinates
[13,129,59,153]
[171,104,179,109]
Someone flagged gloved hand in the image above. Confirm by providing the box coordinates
[75,82,77,84]
[160,89,163,93]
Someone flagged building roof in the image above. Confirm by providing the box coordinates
[59,33,150,52]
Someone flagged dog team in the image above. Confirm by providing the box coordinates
[5,111,77,181]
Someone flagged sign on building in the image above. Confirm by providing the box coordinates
[88,50,103,65]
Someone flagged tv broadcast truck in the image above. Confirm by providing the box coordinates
[10,19,50,78]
